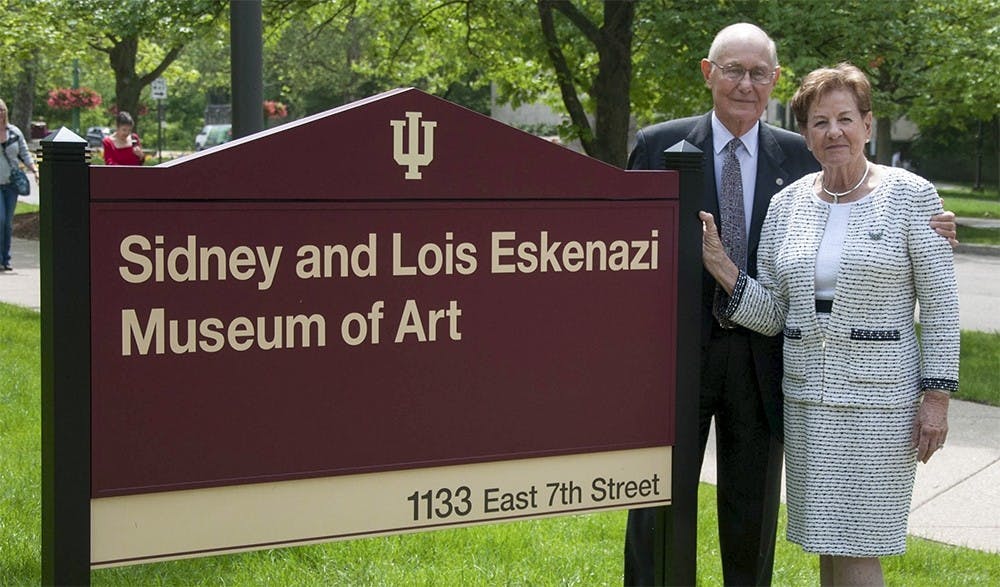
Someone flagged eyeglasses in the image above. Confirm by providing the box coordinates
[709,60,776,85]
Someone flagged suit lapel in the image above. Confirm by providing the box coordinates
[749,124,793,251]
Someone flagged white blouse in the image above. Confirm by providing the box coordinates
[814,193,872,300]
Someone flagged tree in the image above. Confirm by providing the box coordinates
[263,1,386,116]
[535,1,633,165]
[0,0,77,131]
[350,0,752,166]
[760,0,1000,164]
[59,0,226,129]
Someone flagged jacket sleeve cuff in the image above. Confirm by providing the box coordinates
[724,270,748,318]
[921,378,958,393]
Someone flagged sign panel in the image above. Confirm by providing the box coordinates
[87,89,681,567]
[150,77,167,100]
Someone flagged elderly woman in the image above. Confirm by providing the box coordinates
[700,63,959,586]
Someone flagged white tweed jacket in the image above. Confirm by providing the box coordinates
[726,167,959,408]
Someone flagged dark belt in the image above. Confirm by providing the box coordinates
[815,299,833,313]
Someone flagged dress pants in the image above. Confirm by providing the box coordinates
[625,327,784,586]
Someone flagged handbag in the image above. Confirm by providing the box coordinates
[9,167,30,195]
[3,133,31,195]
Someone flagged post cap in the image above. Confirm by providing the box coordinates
[664,140,702,154]
[41,127,87,145]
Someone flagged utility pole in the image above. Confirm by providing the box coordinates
[230,1,264,139]
[71,60,80,134]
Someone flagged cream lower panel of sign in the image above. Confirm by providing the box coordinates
[92,446,671,567]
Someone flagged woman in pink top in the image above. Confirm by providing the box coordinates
[102,111,145,166]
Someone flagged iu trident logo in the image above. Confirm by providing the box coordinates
[390,111,437,180]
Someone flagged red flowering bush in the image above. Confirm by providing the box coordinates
[47,87,103,110]
[263,100,288,119]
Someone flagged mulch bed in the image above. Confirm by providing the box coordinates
[13,212,39,240]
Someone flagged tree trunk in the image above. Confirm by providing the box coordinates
[105,34,184,133]
[108,35,144,130]
[591,1,633,167]
[876,116,893,165]
[537,1,596,157]
[538,0,635,167]
[11,52,39,133]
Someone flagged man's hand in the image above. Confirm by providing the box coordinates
[931,203,958,248]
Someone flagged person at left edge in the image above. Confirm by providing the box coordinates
[0,98,39,272]
[103,110,146,166]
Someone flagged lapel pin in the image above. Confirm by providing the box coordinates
[775,178,784,186]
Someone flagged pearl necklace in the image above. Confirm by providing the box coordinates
[821,163,870,203]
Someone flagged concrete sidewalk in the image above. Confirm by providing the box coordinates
[0,238,40,310]
[956,216,1000,258]
[2,236,998,554]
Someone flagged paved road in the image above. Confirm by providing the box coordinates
[954,253,1000,332]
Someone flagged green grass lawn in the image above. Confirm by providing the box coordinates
[939,186,1000,219]
[14,201,38,215]
[2,302,999,585]
[939,186,1000,245]
[954,330,1000,406]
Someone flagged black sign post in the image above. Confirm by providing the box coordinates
[40,128,92,586]
[661,141,704,586]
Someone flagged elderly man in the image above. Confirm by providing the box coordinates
[623,23,955,586]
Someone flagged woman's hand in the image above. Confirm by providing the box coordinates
[913,390,949,463]
[699,211,739,294]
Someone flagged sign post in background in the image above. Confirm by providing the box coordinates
[150,77,166,163]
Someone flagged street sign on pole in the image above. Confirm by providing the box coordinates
[150,78,167,100]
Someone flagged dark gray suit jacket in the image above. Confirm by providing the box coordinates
[627,112,820,437]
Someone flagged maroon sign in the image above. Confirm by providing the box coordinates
[91,201,676,496]
[86,89,681,564]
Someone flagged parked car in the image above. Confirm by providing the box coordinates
[194,125,211,150]
[86,126,111,148]
[195,124,232,150]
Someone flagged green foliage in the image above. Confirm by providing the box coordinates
[911,119,999,186]
[630,0,747,125]
[59,0,222,46]
[760,0,1000,131]
[264,2,385,116]
[5,0,997,160]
